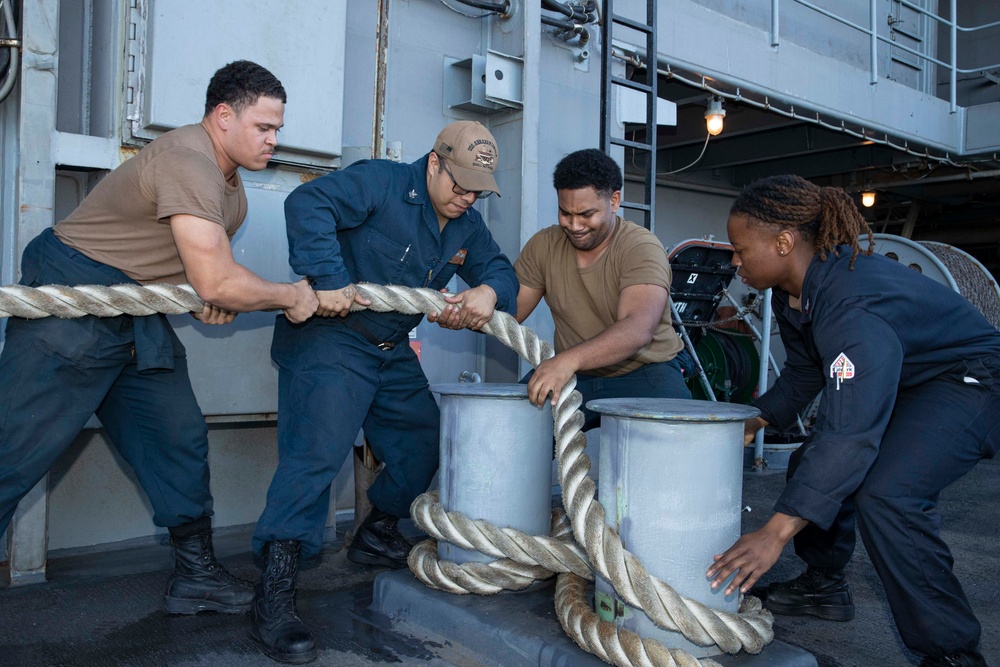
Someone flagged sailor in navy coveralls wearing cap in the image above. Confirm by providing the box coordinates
[706,175,1000,667]
[250,121,517,664]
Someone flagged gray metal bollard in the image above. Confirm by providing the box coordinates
[431,383,554,565]
[589,397,760,657]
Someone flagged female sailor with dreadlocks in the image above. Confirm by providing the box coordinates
[706,174,1000,667]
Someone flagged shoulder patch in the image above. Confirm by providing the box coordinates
[829,352,855,390]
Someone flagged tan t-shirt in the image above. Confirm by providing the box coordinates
[515,218,684,377]
[54,123,247,285]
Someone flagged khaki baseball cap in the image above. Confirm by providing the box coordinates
[433,121,501,197]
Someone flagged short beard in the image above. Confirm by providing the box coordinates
[565,216,616,251]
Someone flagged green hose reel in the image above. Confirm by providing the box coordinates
[687,330,760,404]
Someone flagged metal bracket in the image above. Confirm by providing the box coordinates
[445,50,523,114]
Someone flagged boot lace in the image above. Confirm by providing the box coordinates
[263,543,300,614]
[382,517,410,551]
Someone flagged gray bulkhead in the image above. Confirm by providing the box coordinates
[0,0,996,572]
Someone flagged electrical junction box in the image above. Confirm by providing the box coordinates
[445,50,523,114]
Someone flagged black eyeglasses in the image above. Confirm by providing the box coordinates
[441,162,493,200]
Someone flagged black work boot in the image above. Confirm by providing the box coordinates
[753,567,855,621]
[919,650,989,667]
[346,508,411,569]
[163,525,253,615]
[251,540,317,664]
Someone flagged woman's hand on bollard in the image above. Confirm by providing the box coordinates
[707,512,808,595]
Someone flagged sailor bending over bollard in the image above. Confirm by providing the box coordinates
[0,61,317,612]
[706,174,1000,667]
[249,121,518,663]
[514,148,691,414]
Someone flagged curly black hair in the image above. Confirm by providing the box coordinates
[552,148,623,198]
[204,60,286,117]
[731,174,874,268]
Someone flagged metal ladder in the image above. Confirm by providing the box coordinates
[600,0,657,231]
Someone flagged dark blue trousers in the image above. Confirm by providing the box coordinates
[253,316,440,557]
[0,236,213,537]
[522,352,693,432]
[789,355,1000,658]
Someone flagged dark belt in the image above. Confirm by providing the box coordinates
[344,317,398,351]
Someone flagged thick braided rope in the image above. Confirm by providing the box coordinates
[409,491,592,585]
[350,285,773,656]
[408,540,554,594]
[2,281,772,661]
[350,283,554,365]
[407,502,583,595]
[553,390,773,654]
[0,283,203,319]
[556,572,730,667]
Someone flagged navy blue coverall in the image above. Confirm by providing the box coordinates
[0,229,213,536]
[755,245,1000,658]
[252,155,518,557]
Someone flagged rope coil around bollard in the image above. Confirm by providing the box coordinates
[0,281,773,667]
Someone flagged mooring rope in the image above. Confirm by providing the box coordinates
[407,501,580,595]
[0,281,773,666]
[409,491,593,582]
[0,283,203,319]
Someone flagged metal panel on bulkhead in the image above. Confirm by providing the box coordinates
[136,0,347,166]
[126,0,350,415]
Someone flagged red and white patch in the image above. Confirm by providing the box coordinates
[829,352,855,390]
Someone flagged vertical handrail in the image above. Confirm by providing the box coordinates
[869,0,878,84]
[770,0,780,47]
[752,288,772,468]
[949,0,957,112]
[645,0,657,232]
[599,0,612,155]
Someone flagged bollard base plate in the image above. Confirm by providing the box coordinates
[372,570,817,666]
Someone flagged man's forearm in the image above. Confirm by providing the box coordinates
[561,319,653,373]
[194,265,301,312]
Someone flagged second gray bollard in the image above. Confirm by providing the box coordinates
[431,383,554,565]
[589,397,760,658]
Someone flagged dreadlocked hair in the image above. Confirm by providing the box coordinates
[731,174,874,269]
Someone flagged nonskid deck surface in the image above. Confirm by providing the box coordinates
[1,460,997,667]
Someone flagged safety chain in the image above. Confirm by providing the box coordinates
[0,281,774,666]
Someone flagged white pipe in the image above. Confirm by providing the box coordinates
[753,288,772,466]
